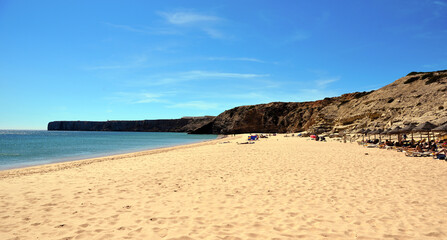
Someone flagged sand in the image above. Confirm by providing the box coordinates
[0,134,446,240]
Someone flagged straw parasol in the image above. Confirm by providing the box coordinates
[364,129,371,140]
[356,129,366,134]
[356,128,366,141]
[369,129,383,141]
[376,128,384,141]
[382,128,393,140]
[388,126,402,141]
[412,121,437,132]
[368,129,377,140]
[432,122,447,132]
[412,121,437,142]
[432,122,447,139]
[388,126,402,134]
[382,128,391,134]
[399,123,417,140]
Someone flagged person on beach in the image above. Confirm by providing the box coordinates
[434,148,447,160]
[415,144,423,152]
[429,144,438,153]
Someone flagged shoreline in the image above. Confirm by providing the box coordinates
[0,134,231,179]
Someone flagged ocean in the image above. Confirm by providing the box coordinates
[0,130,217,170]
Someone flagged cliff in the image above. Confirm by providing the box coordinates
[48,116,215,133]
[192,70,447,134]
[191,92,372,134]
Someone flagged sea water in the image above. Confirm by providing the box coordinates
[0,130,217,170]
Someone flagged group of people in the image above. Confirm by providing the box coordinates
[363,138,447,160]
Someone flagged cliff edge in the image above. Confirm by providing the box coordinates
[48,117,215,133]
[192,70,447,134]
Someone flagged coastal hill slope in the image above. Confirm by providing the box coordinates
[192,70,447,134]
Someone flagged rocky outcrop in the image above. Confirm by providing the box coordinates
[48,116,215,133]
[192,70,447,134]
[191,92,372,134]
[332,70,447,131]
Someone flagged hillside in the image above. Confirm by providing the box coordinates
[192,70,447,134]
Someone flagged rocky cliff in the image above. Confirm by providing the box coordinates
[48,117,215,133]
[192,70,447,134]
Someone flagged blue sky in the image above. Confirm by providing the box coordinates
[1,0,446,129]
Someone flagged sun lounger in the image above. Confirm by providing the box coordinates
[405,151,432,157]
[433,153,446,160]
[237,142,255,145]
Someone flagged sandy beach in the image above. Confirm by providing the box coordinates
[0,134,446,240]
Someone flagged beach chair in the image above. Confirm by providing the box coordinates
[365,143,378,148]
[405,151,431,157]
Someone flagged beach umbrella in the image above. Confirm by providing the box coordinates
[356,128,366,141]
[432,122,447,132]
[364,129,371,140]
[382,128,393,140]
[412,122,437,132]
[412,121,437,142]
[374,128,384,141]
[369,129,379,140]
[388,126,402,134]
[356,129,365,134]
[399,123,417,140]
[389,126,402,141]
[432,122,447,140]
[381,128,391,134]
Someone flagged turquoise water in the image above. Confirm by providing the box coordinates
[0,130,217,170]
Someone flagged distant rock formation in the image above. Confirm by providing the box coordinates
[48,116,215,133]
[192,70,447,134]
[49,70,447,134]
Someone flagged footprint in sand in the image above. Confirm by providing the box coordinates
[79,223,89,228]
[153,227,168,238]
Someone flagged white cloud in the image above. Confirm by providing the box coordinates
[158,11,226,39]
[207,57,265,63]
[291,32,310,41]
[315,77,339,87]
[202,27,225,39]
[104,22,182,36]
[137,71,269,86]
[85,56,147,70]
[185,70,269,79]
[110,92,166,104]
[434,1,447,7]
[159,11,221,25]
[283,31,310,45]
[104,22,149,34]
[168,101,219,110]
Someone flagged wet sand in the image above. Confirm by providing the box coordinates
[0,134,446,239]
